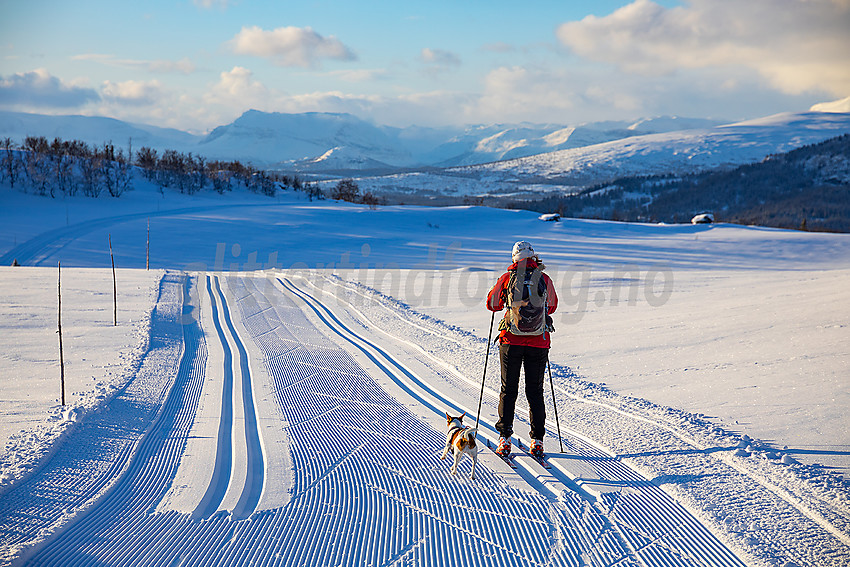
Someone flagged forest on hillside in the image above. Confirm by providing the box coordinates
[0,136,391,209]
[0,135,320,200]
[513,134,850,232]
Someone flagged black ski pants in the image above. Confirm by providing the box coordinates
[496,343,548,441]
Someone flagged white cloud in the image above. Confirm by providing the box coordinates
[475,66,577,122]
[142,58,196,75]
[557,0,850,97]
[420,48,461,67]
[72,54,196,75]
[193,0,229,8]
[325,68,391,83]
[203,66,271,108]
[0,68,99,109]
[227,26,356,68]
[101,80,165,106]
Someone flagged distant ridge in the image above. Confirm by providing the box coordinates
[454,111,850,186]
[0,109,732,172]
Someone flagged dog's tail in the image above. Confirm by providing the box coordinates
[463,428,478,449]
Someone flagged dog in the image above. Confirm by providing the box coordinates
[441,412,478,480]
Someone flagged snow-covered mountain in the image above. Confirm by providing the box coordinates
[3,108,847,183]
[406,117,726,167]
[453,110,850,186]
[0,110,197,153]
[0,109,727,172]
[197,110,415,169]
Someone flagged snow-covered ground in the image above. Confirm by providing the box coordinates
[0,267,162,485]
[1,179,849,566]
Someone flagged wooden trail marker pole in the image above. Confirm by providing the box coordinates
[58,261,66,407]
[109,234,117,326]
[146,218,150,270]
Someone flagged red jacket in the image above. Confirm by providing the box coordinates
[486,259,558,348]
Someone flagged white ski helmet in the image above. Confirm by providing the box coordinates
[511,241,535,262]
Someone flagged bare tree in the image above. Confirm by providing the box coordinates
[331,178,360,202]
[1,138,20,188]
[24,136,51,196]
[136,146,158,179]
[50,138,76,196]
[360,190,380,210]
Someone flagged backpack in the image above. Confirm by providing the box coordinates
[501,263,548,336]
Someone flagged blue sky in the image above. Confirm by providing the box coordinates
[2,0,848,132]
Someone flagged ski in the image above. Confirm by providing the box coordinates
[517,440,551,469]
[488,439,517,469]
[497,452,517,469]
[530,452,551,469]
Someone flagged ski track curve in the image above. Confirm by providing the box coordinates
[0,203,269,268]
[4,271,749,566]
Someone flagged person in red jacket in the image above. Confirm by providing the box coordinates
[486,241,558,457]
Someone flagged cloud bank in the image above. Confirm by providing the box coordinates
[557,0,850,97]
[0,69,100,109]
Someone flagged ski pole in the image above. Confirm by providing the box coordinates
[475,310,496,433]
[547,359,564,453]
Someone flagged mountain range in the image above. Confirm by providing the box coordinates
[456,111,850,185]
[2,108,849,198]
[0,109,724,172]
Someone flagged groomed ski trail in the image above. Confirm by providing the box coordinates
[306,271,850,567]
[1,270,754,566]
[279,275,747,567]
[0,273,638,566]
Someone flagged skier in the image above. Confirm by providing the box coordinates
[486,241,558,459]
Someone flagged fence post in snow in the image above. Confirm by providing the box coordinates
[109,234,117,326]
[146,218,150,270]
[58,261,66,407]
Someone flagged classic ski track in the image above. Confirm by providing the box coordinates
[0,273,185,565]
[192,275,236,519]
[313,271,850,550]
[213,275,265,520]
[288,274,748,567]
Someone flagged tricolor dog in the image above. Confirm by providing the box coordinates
[441,412,478,479]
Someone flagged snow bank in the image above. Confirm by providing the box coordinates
[0,266,163,491]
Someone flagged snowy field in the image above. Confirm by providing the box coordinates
[1,180,849,566]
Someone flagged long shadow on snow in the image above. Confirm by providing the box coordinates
[13,274,208,567]
[0,272,185,562]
